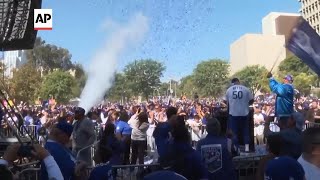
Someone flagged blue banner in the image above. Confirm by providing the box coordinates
[287,18,320,76]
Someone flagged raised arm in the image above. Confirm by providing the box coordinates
[269,78,286,96]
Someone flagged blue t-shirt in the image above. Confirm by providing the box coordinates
[88,163,113,180]
[196,134,237,180]
[201,117,207,125]
[265,156,305,180]
[162,142,208,180]
[115,120,132,135]
[153,122,171,159]
[41,140,76,180]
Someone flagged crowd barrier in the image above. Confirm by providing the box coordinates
[16,155,264,180]
[2,122,320,179]
[0,124,39,140]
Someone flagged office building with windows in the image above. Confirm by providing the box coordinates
[2,50,27,78]
[299,0,320,33]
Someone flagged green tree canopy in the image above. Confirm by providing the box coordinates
[39,70,76,103]
[278,55,318,91]
[106,73,132,102]
[293,73,315,95]
[71,63,87,98]
[232,65,269,96]
[178,75,197,98]
[10,63,42,103]
[193,59,229,97]
[159,82,169,97]
[124,59,165,99]
[278,55,313,77]
[27,37,74,74]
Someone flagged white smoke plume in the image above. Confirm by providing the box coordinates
[79,13,149,113]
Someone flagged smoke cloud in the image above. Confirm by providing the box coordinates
[79,13,149,113]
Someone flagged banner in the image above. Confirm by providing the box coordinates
[287,18,320,76]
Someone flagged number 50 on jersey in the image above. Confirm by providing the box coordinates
[232,91,243,99]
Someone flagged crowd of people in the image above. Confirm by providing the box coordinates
[0,73,319,179]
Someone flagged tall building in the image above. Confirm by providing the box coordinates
[230,12,301,74]
[299,0,320,33]
[2,50,27,78]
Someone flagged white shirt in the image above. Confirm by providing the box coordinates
[298,156,320,180]
[100,112,108,124]
[226,84,253,116]
[40,116,47,125]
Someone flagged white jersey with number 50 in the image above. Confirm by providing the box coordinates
[226,85,253,116]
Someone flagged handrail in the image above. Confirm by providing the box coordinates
[76,140,100,160]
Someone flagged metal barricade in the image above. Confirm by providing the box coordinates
[0,124,38,139]
[233,155,265,180]
[17,168,41,180]
[111,164,161,180]
[305,122,320,129]
[17,157,267,180]
[17,164,161,180]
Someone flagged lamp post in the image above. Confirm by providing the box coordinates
[174,81,177,98]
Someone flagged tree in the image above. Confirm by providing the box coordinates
[278,55,318,88]
[232,65,269,96]
[124,59,165,99]
[159,82,169,96]
[106,73,132,102]
[178,75,198,98]
[293,73,315,95]
[278,55,313,77]
[10,63,42,103]
[26,37,74,74]
[193,59,229,97]
[71,63,87,98]
[39,70,76,103]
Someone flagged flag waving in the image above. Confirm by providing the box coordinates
[287,18,320,76]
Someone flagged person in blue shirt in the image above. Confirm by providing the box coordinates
[265,156,305,180]
[115,110,132,165]
[153,107,177,161]
[41,121,87,180]
[197,118,237,180]
[267,73,294,129]
[160,116,207,180]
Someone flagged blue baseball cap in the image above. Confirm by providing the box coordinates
[284,75,293,82]
[265,156,305,180]
[56,121,73,137]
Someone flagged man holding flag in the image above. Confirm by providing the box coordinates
[267,73,294,130]
[267,16,320,131]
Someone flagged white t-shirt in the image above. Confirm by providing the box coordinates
[226,85,253,116]
[254,113,265,136]
[298,156,320,180]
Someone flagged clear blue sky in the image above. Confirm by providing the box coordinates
[39,0,300,81]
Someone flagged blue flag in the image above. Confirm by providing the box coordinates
[287,18,320,76]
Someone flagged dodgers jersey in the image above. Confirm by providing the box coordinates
[226,85,253,116]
